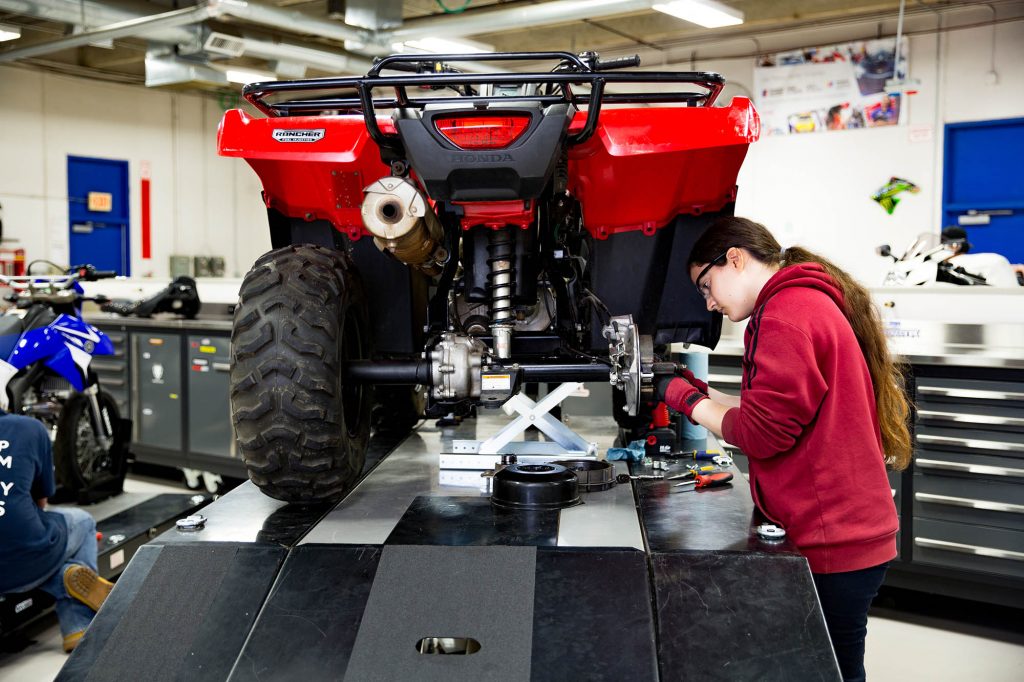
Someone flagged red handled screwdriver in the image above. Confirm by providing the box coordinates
[674,471,734,490]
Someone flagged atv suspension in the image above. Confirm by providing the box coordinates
[487,228,516,359]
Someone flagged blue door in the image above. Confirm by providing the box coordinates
[68,156,130,275]
[942,118,1024,264]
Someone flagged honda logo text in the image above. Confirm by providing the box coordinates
[450,153,514,163]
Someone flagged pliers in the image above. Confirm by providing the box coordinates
[674,471,734,490]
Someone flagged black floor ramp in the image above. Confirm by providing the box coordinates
[344,544,536,681]
[651,552,840,682]
[532,548,658,682]
[228,544,383,681]
[57,543,286,682]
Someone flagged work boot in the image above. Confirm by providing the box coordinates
[63,630,85,653]
[63,565,114,612]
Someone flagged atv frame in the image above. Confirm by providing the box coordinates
[218,51,760,502]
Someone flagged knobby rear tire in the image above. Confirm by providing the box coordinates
[230,244,372,503]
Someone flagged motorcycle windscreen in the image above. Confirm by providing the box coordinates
[587,212,725,352]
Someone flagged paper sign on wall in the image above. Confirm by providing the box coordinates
[754,37,908,136]
[87,191,113,212]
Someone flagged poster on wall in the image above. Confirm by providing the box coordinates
[754,38,908,136]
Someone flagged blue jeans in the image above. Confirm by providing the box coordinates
[16,507,100,637]
[813,563,888,682]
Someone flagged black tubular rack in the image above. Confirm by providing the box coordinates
[242,51,726,148]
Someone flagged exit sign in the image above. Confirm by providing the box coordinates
[87,191,113,212]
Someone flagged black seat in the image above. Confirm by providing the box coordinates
[0,315,25,362]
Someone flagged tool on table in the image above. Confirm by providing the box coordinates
[756,523,787,541]
[712,454,734,468]
[674,471,734,491]
[616,473,664,483]
[673,449,722,461]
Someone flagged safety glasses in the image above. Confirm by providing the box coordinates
[694,248,732,300]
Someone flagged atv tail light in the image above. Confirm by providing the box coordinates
[434,114,530,149]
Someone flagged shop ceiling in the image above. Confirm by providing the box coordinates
[0,0,1019,90]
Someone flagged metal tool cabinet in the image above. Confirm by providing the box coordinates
[707,348,1024,607]
[90,316,243,479]
[906,369,1024,597]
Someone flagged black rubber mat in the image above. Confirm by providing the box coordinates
[228,544,383,681]
[651,551,840,681]
[58,543,284,682]
[532,548,658,682]
[385,496,559,546]
[344,544,537,681]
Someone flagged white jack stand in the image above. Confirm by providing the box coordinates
[439,382,600,471]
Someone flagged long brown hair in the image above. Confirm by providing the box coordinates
[691,216,912,470]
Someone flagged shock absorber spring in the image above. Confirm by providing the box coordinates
[487,228,515,358]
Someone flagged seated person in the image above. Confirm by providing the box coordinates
[941,226,1023,287]
[0,411,114,652]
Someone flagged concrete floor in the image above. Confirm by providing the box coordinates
[1,475,1022,681]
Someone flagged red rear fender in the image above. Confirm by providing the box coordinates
[567,97,760,238]
[218,110,392,239]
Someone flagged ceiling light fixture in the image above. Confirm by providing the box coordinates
[399,36,494,54]
[652,0,743,28]
[0,23,22,42]
[224,68,276,85]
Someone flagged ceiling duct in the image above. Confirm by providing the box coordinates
[345,0,403,31]
[145,46,228,88]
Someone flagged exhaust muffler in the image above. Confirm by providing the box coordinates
[361,177,446,275]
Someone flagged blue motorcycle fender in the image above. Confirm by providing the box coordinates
[7,328,86,391]
[52,314,114,357]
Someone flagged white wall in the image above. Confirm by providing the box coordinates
[707,19,1024,286]
[0,67,269,278]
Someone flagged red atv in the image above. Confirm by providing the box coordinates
[217,51,760,503]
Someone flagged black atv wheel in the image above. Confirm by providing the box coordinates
[54,390,125,492]
[231,244,372,503]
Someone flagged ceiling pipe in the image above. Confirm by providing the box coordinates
[236,35,373,74]
[0,4,215,63]
[382,0,656,43]
[211,0,370,45]
[0,0,200,45]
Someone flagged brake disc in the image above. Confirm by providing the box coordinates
[603,315,654,416]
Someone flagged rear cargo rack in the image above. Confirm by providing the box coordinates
[243,51,725,149]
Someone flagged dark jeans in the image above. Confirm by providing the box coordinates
[812,562,888,682]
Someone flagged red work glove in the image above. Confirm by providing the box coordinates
[656,376,708,421]
[678,367,709,395]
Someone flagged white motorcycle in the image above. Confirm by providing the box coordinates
[877,234,989,287]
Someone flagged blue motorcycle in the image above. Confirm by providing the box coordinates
[0,264,125,495]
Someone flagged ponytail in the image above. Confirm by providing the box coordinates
[691,217,912,470]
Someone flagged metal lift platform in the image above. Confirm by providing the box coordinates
[56,417,840,681]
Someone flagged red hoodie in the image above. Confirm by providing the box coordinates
[719,263,898,574]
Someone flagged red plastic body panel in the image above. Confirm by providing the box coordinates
[218,110,393,240]
[453,201,534,231]
[566,98,759,239]
[217,98,759,240]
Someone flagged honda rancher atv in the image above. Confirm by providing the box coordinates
[218,51,759,503]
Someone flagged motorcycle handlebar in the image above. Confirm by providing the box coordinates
[70,264,118,281]
[594,55,641,71]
